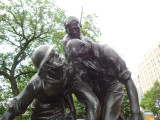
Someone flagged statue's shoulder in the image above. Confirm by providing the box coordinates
[101,44,122,62]
[28,73,42,90]
[62,35,70,43]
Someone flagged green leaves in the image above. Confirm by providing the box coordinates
[82,14,101,42]
[121,87,131,120]
[72,94,86,119]
[140,81,160,114]
[0,0,67,98]
[0,87,7,115]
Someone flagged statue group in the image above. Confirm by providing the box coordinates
[1,16,142,120]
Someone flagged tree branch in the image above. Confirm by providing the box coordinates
[0,71,10,79]
[20,11,27,41]
[4,38,20,47]
[0,60,11,73]
[5,20,21,36]
[9,10,20,25]
[29,24,49,41]
[31,18,39,39]
[17,53,26,63]
[15,71,36,78]
[10,39,33,76]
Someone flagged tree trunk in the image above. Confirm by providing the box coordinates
[10,77,19,96]
[10,78,22,120]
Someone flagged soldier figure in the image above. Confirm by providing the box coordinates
[63,16,142,120]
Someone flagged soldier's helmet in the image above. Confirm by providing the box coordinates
[31,45,54,70]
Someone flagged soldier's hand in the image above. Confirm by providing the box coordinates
[1,110,14,120]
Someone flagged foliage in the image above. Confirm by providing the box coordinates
[82,14,101,42]
[140,81,160,114]
[0,0,66,119]
[0,0,66,98]
[72,94,86,119]
[121,87,131,120]
[0,87,7,116]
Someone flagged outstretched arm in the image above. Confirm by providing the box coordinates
[1,74,41,120]
[125,79,142,120]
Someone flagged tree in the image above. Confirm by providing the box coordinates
[140,81,160,114]
[0,0,66,97]
[0,0,101,119]
[0,0,66,119]
[0,87,7,117]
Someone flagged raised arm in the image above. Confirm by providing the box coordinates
[1,74,42,120]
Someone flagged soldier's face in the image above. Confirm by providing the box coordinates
[39,52,64,80]
[66,22,81,39]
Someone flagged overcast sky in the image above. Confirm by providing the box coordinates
[56,0,160,75]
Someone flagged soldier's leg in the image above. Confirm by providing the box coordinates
[71,80,101,120]
[102,83,124,120]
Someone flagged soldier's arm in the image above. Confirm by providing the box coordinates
[1,74,42,120]
[125,79,142,120]
[115,56,142,119]
[102,46,142,120]
[64,94,76,120]
[107,48,142,120]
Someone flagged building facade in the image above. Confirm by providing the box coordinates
[137,42,160,96]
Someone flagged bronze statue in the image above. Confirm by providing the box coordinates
[1,45,100,120]
[63,16,142,120]
[1,45,76,120]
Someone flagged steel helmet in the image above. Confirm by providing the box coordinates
[31,45,54,70]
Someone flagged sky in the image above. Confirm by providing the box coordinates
[55,0,160,75]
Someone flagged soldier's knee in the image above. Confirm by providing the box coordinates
[89,97,100,113]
